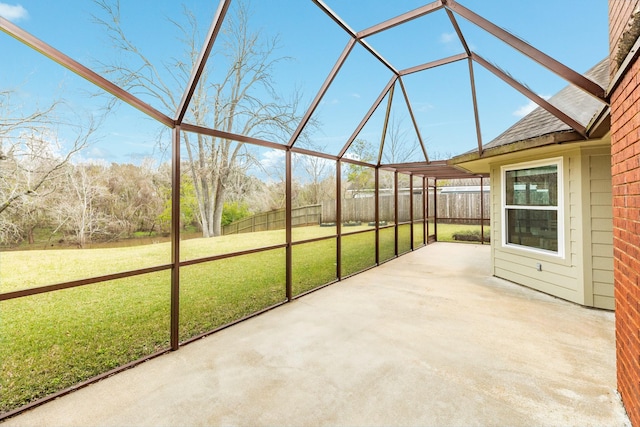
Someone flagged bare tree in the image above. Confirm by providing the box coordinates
[0,90,95,245]
[104,160,165,236]
[294,145,333,206]
[94,0,303,237]
[382,115,421,164]
[52,163,117,248]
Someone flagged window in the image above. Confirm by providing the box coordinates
[502,159,563,255]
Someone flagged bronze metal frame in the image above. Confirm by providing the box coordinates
[471,53,588,138]
[288,38,357,148]
[0,17,174,128]
[0,0,605,419]
[444,0,607,102]
[171,126,181,350]
[409,175,415,250]
[375,167,380,264]
[341,76,397,159]
[377,82,396,165]
[398,78,429,163]
[175,0,231,124]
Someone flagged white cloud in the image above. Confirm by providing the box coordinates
[513,95,550,117]
[414,102,435,113]
[74,147,113,164]
[342,151,360,161]
[351,93,361,99]
[439,32,456,44]
[0,3,28,22]
[320,98,339,106]
[260,149,285,169]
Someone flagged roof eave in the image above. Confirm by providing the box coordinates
[586,106,611,139]
[448,130,582,166]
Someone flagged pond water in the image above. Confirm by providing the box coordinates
[1,232,203,251]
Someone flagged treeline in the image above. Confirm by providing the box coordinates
[0,156,340,249]
[2,159,167,248]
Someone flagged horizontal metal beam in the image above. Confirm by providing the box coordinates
[382,160,486,178]
[179,243,288,267]
[341,156,376,168]
[357,0,444,38]
[472,53,587,138]
[180,123,287,151]
[399,52,468,76]
[0,17,175,128]
[0,264,172,301]
[444,0,607,103]
[291,146,338,161]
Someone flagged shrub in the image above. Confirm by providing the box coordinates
[222,201,252,226]
[452,229,490,243]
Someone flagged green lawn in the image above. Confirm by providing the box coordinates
[0,222,480,414]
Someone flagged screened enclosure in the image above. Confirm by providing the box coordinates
[0,0,608,418]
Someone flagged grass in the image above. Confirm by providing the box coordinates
[398,224,412,254]
[179,249,286,341]
[292,239,337,296]
[0,272,172,413]
[341,232,376,276]
[0,222,479,414]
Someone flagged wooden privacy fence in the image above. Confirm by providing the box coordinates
[223,204,322,235]
[224,189,490,235]
[322,195,414,223]
[438,191,491,224]
[322,191,490,224]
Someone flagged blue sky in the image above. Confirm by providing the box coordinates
[0,0,609,165]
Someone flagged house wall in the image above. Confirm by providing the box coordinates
[491,149,580,304]
[488,142,612,308]
[610,1,640,425]
[588,151,615,309]
[609,0,640,76]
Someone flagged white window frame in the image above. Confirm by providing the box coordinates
[501,158,564,258]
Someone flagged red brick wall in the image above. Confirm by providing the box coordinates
[610,0,640,76]
[611,2,640,425]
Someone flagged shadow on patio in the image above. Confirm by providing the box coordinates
[1,243,629,427]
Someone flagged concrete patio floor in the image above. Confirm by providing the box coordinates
[1,243,629,426]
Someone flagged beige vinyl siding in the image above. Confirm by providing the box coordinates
[490,175,501,275]
[491,153,582,304]
[457,136,613,308]
[569,153,584,303]
[589,153,614,309]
